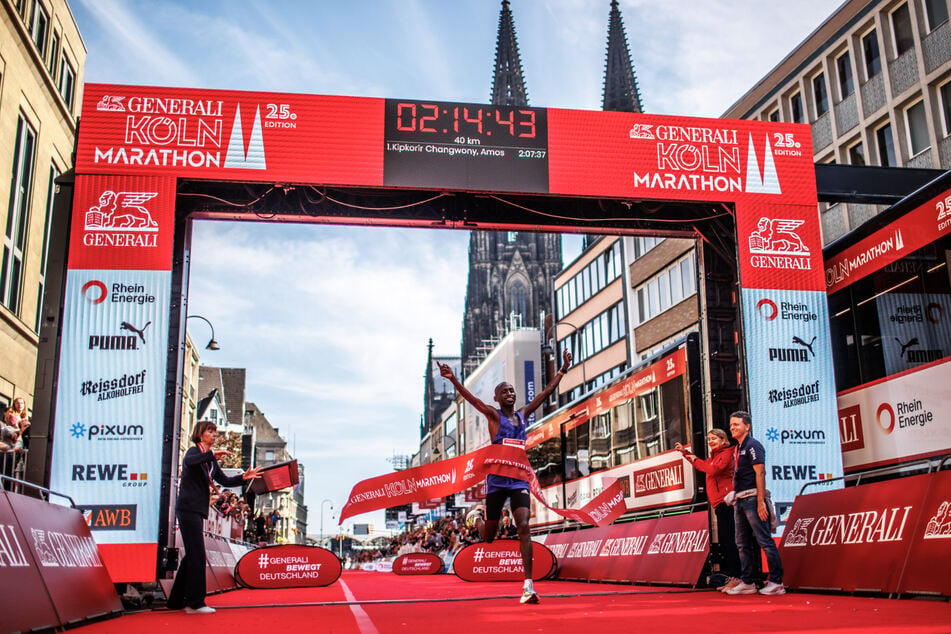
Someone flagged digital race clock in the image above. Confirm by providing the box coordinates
[383,99,549,193]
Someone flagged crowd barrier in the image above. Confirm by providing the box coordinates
[452,540,557,581]
[235,544,341,588]
[537,509,709,585]
[0,479,122,632]
[781,465,951,596]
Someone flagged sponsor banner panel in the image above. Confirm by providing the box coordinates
[393,552,444,575]
[0,490,61,633]
[205,533,239,591]
[5,490,122,623]
[825,189,951,293]
[741,288,843,506]
[875,292,951,376]
[837,359,951,472]
[900,469,951,595]
[49,268,171,556]
[77,85,384,187]
[540,512,708,584]
[69,174,176,271]
[531,451,693,527]
[452,540,556,582]
[547,111,816,205]
[235,545,342,589]
[736,203,825,292]
[780,474,928,593]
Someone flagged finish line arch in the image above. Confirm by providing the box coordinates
[34,84,842,581]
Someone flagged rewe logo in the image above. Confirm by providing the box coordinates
[744,134,781,195]
[224,105,267,169]
[85,191,159,231]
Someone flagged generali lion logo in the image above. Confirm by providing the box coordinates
[628,123,654,139]
[96,95,126,111]
[924,501,951,539]
[782,517,813,547]
[749,218,809,256]
[85,191,159,232]
[31,529,59,567]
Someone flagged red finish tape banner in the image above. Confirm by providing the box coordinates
[235,545,342,589]
[452,540,557,582]
[339,444,627,527]
[392,552,444,575]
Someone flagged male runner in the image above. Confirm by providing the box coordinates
[437,348,571,604]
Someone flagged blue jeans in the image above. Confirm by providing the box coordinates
[734,496,783,584]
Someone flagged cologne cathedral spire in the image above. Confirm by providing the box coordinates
[490,0,529,106]
[602,0,643,113]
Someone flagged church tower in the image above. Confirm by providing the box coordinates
[460,0,563,376]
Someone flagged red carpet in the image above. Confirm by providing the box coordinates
[76,571,951,633]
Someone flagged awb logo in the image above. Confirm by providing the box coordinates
[81,505,137,531]
[224,105,267,169]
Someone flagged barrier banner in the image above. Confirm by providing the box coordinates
[540,512,708,585]
[234,544,341,588]
[340,444,626,527]
[0,491,61,633]
[5,490,122,624]
[393,552,443,575]
[205,533,239,591]
[896,469,951,596]
[780,475,928,592]
[452,540,557,582]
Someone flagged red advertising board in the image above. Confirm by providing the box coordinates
[780,475,928,592]
[235,545,342,588]
[452,540,556,582]
[393,552,444,575]
[896,469,951,596]
[4,491,122,625]
[541,512,708,585]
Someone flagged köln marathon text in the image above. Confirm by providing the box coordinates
[386,141,542,159]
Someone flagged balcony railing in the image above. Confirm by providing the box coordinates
[888,49,919,97]
[811,111,833,151]
[834,92,859,135]
[860,73,886,117]
[922,21,951,73]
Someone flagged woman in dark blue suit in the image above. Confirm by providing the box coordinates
[167,421,261,614]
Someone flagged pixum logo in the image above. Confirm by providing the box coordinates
[69,421,145,442]
[82,280,108,304]
[749,218,812,272]
[224,105,267,169]
[765,426,826,445]
[744,134,781,195]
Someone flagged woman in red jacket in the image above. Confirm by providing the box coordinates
[676,428,741,591]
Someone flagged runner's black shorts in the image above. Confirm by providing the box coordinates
[485,488,530,521]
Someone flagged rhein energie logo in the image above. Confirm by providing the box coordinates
[749,217,811,271]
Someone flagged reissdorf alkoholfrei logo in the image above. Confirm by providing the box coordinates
[749,217,811,271]
[81,370,147,403]
[93,94,266,170]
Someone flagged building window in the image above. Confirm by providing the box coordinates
[509,280,528,319]
[905,100,930,156]
[2,115,37,314]
[940,81,951,137]
[635,252,696,325]
[924,0,949,32]
[891,4,915,56]
[506,231,517,243]
[558,301,626,365]
[847,141,865,166]
[862,29,882,79]
[836,52,854,99]
[876,123,897,166]
[767,108,780,122]
[790,92,804,124]
[812,73,829,117]
[631,236,662,260]
[47,30,59,76]
[265,450,274,461]
[36,164,59,332]
[556,240,622,318]
[30,1,49,56]
[58,54,75,110]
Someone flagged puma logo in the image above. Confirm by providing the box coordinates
[120,321,151,344]
[896,337,920,359]
[791,335,816,358]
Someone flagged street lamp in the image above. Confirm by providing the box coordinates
[320,498,333,546]
[542,320,586,394]
[186,314,220,350]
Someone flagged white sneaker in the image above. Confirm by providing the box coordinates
[184,606,216,614]
[520,588,539,604]
[724,581,758,595]
[759,581,786,595]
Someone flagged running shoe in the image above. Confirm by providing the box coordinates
[520,588,540,604]
[184,606,216,614]
[718,577,742,592]
[465,507,484,529]
[759,581,786,595]
[723,581,758,595]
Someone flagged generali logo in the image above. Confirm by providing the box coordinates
[749,217,811,273]
[633,460,684,497]
[30,528,104,567]
[924,501,951,539]
[83,191,159,249]
[96,95,126,111]
[782,505,913,547]
[838,404,865,452]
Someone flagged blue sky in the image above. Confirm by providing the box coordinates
[71,0,837,536]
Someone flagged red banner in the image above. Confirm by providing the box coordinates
[393,552,443,575]
[339,444,627,527]
[540,512,709,585]
[235,545,342,589]
[900,470,951,595]
[452,540,557,582]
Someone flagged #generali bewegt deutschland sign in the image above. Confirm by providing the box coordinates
[60,84,836,579]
